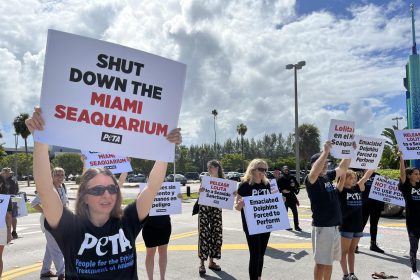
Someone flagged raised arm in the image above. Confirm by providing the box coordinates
[307,141,332,184]
[398,150,406,184]
[26,107,63,228]
[357,169,375,192]
[136,128,181,221]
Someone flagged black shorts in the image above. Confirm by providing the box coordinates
[142,216,172,248]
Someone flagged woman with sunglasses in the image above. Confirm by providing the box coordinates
[25,107,182,280]
[198,160,225,275]
[235,159,271,280]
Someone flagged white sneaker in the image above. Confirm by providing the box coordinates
[411,272,420,279]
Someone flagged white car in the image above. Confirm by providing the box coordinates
[199,172,210,181]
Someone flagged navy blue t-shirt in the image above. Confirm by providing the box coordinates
[339,184,363,232]
[399,180,420,231]
[305,170,342,227]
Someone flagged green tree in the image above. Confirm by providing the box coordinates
[221,153,243,172]
[236,123,247,172]
[51,153,84,175]
[0,153,33,179]
[297,123,321,170]
[380,126,399,168]
[13,113,31,187]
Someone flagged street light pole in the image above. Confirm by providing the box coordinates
[211,109,218,158]
[392,116,403,129]
[286,61,306,183]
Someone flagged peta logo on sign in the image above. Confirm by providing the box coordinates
[101,132,122,144]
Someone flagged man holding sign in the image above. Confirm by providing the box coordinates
[305,141,351,280]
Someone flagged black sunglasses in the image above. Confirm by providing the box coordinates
[85,184,119,196]
[256,167,267,173]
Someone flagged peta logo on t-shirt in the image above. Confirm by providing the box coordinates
[411,188,420,201]
[324,181,335,192]
[252,189,271,196]
[78,229,132,256]
[346,192,362,206]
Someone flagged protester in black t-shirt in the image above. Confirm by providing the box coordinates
[277,166,301,231]
[360,170,385,254]
[235,159,271,280]
[397,151,420,280]
[338,169,374,280]
[26,107,182,280]
[305,141,351,280]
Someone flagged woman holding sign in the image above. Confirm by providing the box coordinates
[235,159,271,280]
[25,107,182,280]
[338,169,374,280]
[198,160,225,275]
[398,151,420,280]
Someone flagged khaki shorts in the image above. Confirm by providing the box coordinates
[311,226,341,265]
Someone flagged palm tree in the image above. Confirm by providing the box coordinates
[13,113,31,187]
[237,123,247,172]
[381,125,399,168]
[211,109,218,157]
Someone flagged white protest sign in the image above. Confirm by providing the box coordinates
[328,119,355,159]
[270,179,280,194]
[243,192,290,235]
[368,175,405,207]
[139,182,181,216]
[35,29,186,162]
[13,193,28,218]
[198,176,237,210]
[0,195,10,228]
[350,135,385,169]
[394,129,420,160]
[82,151,132,174]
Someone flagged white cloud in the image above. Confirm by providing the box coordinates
[0,0,414,154]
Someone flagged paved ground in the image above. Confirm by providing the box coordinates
[1,181,412,279]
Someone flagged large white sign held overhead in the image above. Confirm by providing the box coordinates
[349,135,385,169]
[328,119,355,159]
[394,129,420,160]
[35,29,186,162]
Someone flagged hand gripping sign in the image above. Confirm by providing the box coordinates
[368,175,405,207]
[328,119,355,159]
[243,192,290,235]
[82,151,132,174]
[139,182,182,216]
[35,30,186,162]
[198,176,237,210]
[394,129,420,160]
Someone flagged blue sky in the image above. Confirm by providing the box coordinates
[0,0,415,150]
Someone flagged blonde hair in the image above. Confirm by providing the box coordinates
[345,170,357,179]
[242,159,269,185]
[75,168,123,219]
[52,167,65,177]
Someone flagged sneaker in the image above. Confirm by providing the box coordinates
[411,272,420,279]
[11,231,18,239]
[370,242,384,253]
[40,271,57,277]
[286,228,293,231]
[342,275,350,280]
[294,226,302,232]
[349,274,359,280]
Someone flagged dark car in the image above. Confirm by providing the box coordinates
[184,172,200,181]
[127,174,147,183]
[288,170,306,184]
[165,174,187,186]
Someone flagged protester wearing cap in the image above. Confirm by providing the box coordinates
[277,166,301,231]
[0,168,19,239]
[305,141,351,280]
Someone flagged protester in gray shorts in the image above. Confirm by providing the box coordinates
[305,141,350,280]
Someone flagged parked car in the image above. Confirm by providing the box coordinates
[20,174,34,181]
[226,172,241,179]
[288,170,306,184]
[165,174,187,186]
[199,172,210,181]
[184,172,200,181]
[127,174,147,183]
